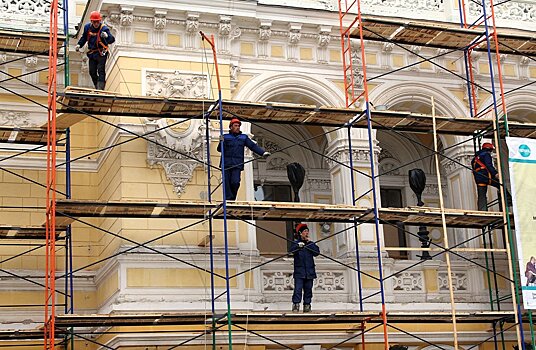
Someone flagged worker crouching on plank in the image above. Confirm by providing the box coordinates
[289,223,320,313]
[217,118,270,201]
[75,11,115,90]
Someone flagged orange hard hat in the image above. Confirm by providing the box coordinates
[296,223,309,234]
[482,142,495,150]
[90,11,102,21]
[229,118,241,127]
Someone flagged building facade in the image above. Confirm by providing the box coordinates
[0,0,535,348]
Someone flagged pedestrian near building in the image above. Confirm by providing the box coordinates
[526,257,536,286]
[75,11,115,90]
[289,223,320,313]
[471,142,510,211]
[217,118,270,201]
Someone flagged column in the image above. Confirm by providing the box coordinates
[325,128,382,259]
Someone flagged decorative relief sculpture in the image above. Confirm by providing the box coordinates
[469,0,536,21]
[308,178,331,191]
[146,120,205,197]
[351,43,364,89]
[263,271,344,292]
[152,10,167,47]
[24,56,37,67]
[438,272,467,291]
[153,10,167,30]
[0,110,35,127]
[144,69,208,196]
[287,23,301,62]
[230,63,241,91]
[378,149,401,176]
[145,70,208,98]
[217,15,232,53]
[119,7,134,26]
[317,26,331,64]
[185,13,199,49]
[218,15,231,36]
[393,272,424,291]
[327,149,371,167]
[258,21,272,58]
[0,0,49,26]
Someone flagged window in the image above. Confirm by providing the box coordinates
[380,188,407,259]
[254,183,295,256]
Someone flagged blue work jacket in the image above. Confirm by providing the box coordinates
[77,23,115,59]
[289,239,320,280]
[217,132,265,171]
[471,149,498,185]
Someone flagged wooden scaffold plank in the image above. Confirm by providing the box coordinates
[55,199,503,228]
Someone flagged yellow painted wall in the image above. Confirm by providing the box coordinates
[127,268,237,288]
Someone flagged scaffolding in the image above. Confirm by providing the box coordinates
[0,0,534,349]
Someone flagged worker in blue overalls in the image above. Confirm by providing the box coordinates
[217,118,269,201]
[75,11,115,90]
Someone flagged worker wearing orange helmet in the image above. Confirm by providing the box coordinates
[217,118,270,200]
[289,223,320,313]
[471,142,501,211]
[75,11,115,90]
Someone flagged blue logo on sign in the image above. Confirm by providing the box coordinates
[519,144,531,157]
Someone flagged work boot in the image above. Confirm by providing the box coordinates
[97,81,105,90]
[292,303,299,312]
[303,304,311,313]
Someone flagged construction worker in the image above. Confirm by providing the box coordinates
[217,118,270,201]
[471,142,504,211]
[75,11,115,90]
[289,223,320,313]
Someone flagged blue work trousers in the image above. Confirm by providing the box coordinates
[224,168,242,201]
[292,278,314,304]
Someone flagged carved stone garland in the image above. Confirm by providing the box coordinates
[145,69,209,197]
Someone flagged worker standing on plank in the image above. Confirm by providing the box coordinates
[289,223,320,313]
[75,11,115,90]
[471,142,511,211]
[217,118,270,201]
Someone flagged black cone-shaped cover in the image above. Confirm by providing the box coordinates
[287,162,306,202]
[409,168,426,206]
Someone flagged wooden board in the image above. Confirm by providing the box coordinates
[353,16,536,56]
[0,30,66,55]
[383,311,515,323]
[379,206,504,228]
[55,199,369,222]
[55,199,503,228]
[57,87,502,136]
[505,121,536,139]
[0,126,63,145]
[0,225,66,239]
[53,310,514,328]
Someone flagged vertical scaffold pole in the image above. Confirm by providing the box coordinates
[205,98,217,350]
[200,31,233,350]
[457,3,503,349]
[45,0,59,346]
[338,1,388,348]
[62,0,69,86]
[347,125,363,311]
[201,34,218,348]
[431,96,459,350]
[481,1,524,349]
[64,128,74,350]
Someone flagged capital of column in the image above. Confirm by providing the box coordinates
[440,144,475,174]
